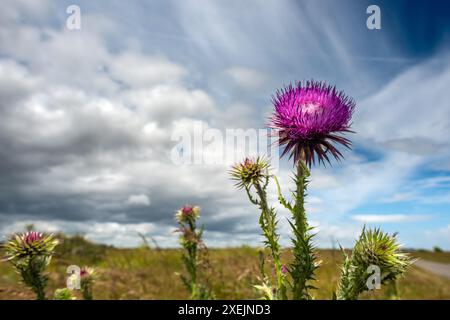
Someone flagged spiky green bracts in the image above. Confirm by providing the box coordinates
[336,227,413,300]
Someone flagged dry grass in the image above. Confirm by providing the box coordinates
[1,236,449,300]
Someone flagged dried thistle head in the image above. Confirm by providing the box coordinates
[175,205,200,224]
[3,231,59,261]
[229,157,270,189]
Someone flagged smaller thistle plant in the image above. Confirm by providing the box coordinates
[80,266,96,300]
[230,157,287,299]
[175,205,214,300]
[3,231,59,300]
[336,227,413,300]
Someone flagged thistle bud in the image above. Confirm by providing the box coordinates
[229,157,269,189]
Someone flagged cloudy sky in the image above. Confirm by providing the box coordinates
[1,0,449,249]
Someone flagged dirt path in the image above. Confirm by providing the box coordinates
[415,260,450,279]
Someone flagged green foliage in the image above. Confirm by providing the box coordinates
[433,246,444,253]
[56,234,109,265]
[1,245,448,300]
[53,288,76,300]
[336,227,413,300]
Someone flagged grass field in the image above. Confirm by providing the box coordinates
[1,235,449,300]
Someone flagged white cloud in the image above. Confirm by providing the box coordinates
[351,214,431,223]
[108,52,187,87]
[121,85,215,125]
[0,220,176,248]
[126,194,151,207]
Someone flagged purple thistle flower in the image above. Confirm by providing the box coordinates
[269,80,355,166]
[182,206,194,215]
[23,231,44,245]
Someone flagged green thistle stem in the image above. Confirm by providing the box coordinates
[253,182,287,300]
[186,220,198,295]
[294,161,308,235]
[288,160,317,300]
[19,257,48,300]
[81,282,93,300]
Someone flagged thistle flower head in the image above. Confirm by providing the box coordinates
[353,227,412,281]
[80,266,96,279]
[175,205,200,223]
[229,157,270,189]
[80,266,96,300]
[4,231,59,261]
[270,80,355,166]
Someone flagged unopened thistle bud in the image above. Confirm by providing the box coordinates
[337,227,412,300]
[229,157,270,190]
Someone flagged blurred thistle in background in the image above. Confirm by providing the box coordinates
[175,206,214,300]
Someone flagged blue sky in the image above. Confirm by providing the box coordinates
[0,0,449,249]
